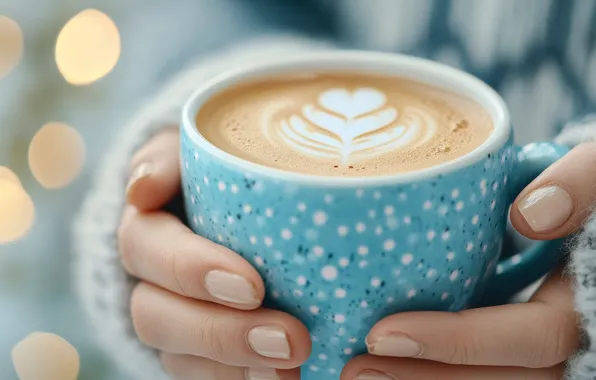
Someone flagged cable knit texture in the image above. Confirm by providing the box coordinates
[555,116,596,380]
[73,36,596,379]
[568,210,596,380]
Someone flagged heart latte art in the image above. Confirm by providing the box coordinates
[197,73,493,176]
[266,87,436,164]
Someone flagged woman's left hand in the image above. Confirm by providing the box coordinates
[342,142,596,380]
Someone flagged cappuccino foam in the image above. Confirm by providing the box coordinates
[197,73,493,176]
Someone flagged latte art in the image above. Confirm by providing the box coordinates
[197,73,493,176]
[265,88,437,164]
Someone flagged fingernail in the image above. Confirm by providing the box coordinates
[245,367,279,380]
[366,334,422,357]
[126,162,152,195]
[355,370,395,380]
[247,326,291,359]
[518,185,573,233]
[205,270,260,306]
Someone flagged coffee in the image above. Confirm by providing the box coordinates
[196,72,493,176]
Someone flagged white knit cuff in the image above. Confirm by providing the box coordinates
[72,34,333,380]
[555,114,596,147]
[555,114,596,380]
[567,211,596,380]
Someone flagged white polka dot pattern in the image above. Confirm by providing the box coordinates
[181,134,568,378]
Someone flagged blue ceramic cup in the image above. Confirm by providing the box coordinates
[180,52,569,380]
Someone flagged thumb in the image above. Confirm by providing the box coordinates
[126,127,181,211]
[510,142,596,240]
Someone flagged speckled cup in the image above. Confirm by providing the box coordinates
[180,52,569,380]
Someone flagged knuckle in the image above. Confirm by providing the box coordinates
[446,339,476,365]
[549,312,579,365]
[130,284,161,348]
[446,313,478,365]
[525,309,578,368]
[195,315,230,363]
[165,247,195,297]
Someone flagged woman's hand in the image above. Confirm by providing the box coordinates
[342,142,596,380]
[118,129,310,380]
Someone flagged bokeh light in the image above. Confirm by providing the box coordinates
[0,16,24,79]
[0,180,35,244]
[0,166,22,187]
[55,9,121,85]
[12,332,79,380]
[28,122,85,189]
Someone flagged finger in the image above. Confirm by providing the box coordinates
[161,353,300,380]
[511,142,596,239]
[341,355,564,380]
[365,267,579,368]
[131,283,311,369]
[118,207,264,309]
[126,127,180,211]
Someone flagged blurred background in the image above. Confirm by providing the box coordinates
[0,1,332,378]
[1,0,594,379]
[0,1,190,378]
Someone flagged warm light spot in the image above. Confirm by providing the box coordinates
[0,166,21,187]
[0,180,34,244]
[29,123,85,189]
[12,332,79,380]
[55,9,120,85]
[0,16,23,79]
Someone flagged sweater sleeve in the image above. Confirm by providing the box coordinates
[72,39,596,379]
[554,115,596,380]
[72,34,333,380]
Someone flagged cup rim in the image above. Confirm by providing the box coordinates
[182,51,510,187]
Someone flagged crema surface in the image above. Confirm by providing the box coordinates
[196,73,493,176]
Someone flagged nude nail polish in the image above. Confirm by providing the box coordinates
[245,367,279,380]
[518,185,573,233]
[367,334,422,357]
[247,326,291,359]
[204,270,260,306]
[126,162,152,194]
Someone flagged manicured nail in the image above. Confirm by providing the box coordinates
[367,334,422,357]
[518,185,573,233]
[245,367,279,380]
[355,370,395,380]
[247,326,291,359]
[126,162,152,195]
[205,270,260,306]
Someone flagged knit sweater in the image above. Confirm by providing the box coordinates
[73,1,596,379]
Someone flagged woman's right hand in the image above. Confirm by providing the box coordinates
[118,128,311,380]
